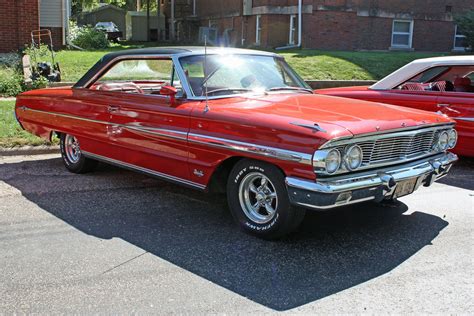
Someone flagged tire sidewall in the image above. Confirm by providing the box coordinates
[60,134,85,172]
[227,160,294,238]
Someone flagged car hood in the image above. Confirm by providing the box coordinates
[215,93,452,138]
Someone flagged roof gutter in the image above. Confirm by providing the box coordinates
[275,0,302,50]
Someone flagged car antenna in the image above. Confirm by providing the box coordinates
[204,35,210,113]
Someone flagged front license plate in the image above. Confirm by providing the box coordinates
[393,178,418,198]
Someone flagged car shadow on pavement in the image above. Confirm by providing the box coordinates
[1,157,449,311]
[437,157,474,191]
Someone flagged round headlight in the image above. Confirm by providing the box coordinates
[438,131,449,151]
[325,149,341,174]
[344,145,363,170]
[448,129,457,149]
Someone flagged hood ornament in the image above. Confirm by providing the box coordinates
[290,122,327,133]
[375,126,380,131]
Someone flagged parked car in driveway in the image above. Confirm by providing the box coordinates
[95,22,122,43]
[316,56,474,157]
[14,47,458,239]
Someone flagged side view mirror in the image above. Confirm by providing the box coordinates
[160,86,178,104]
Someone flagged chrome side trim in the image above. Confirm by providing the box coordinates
[455,117,474,122]
[188,133,313,165]
[21,107,188,141]
[82,150,206,190]
[22,107,314,165]
[124,125,188,141]
[22,106,108,125]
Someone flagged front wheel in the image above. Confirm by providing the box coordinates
[227,159,305,239]
[60,133,97,174]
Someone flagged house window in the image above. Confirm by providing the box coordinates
[454,25,467,50]
[289,15,297,45]
[256,15,262,45]
[391,20,414,48]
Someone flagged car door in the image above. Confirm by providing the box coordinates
[379,90,443,113]
[437,91,474,156]
[92,58,196,183]
[50,88,112,154]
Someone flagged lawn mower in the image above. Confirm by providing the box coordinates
[29,29,61,82]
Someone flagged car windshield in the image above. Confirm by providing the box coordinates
[179,54,312,97]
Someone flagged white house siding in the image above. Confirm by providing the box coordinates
[39,0,63,27]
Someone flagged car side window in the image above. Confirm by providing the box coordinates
[92,59,183,96]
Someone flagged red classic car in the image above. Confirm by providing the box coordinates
[316,56,474,157]
[15,47,458,239]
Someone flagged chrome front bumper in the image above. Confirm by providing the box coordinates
[285,152,458,210]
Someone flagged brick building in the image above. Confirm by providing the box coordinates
[0,0,70,53]
[165,0,472,52]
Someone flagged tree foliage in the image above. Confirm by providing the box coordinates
[455,10,474,50]
[72,0,157,14]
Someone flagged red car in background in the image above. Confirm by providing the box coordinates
[316,56,474,157]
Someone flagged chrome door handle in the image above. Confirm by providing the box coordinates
[437,103,450,108]
[108,105,120,113]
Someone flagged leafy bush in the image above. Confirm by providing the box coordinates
[455,10,474,51]
[0,68,24,97]
[69,20,109,50]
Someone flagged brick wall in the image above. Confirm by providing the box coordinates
[0,0,39,53]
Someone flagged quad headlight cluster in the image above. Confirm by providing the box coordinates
[313,145,364,175]
[433,128,457,151]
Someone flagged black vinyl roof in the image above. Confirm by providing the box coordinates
[73,47,279,88]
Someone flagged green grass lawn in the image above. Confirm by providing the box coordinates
[0,100,51,147]
[280,50,446,80]
[55,44,447,82]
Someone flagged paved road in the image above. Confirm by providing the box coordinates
[0,154,473,314]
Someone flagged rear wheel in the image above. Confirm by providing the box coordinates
[227,159,305,239]
[60,133,97,174]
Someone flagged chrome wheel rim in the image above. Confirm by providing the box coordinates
[238,172,278,224]
[64,134,81,164]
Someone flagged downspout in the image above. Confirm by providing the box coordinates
[170,0,175,41]
[275,0,302,50]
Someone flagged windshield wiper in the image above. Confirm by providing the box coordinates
[205,88,253,96]
[268,87,313,94]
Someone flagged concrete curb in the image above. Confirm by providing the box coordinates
[0,145,59,156]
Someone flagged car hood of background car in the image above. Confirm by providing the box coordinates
[210,92,453,138]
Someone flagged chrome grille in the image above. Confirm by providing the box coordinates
[335,130,439,167]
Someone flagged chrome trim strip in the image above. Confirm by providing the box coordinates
[286,152,458,209]
[455,117,474,122]
[81,150,206,190]
[124,125,188,141]
[22,107,314,165]
[295,196,375,210]
[188,133,313,165]
[21,107,188,141]
[22,106,108,125]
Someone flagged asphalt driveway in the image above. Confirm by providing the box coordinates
[0,154,473,313]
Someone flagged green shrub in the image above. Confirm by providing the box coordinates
[0,68,24,97]
[455,10,474,51]
[69,20,109,50]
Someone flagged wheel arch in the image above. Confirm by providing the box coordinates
[207,156,287,193]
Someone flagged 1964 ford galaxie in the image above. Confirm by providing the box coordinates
[15,47,458,239]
